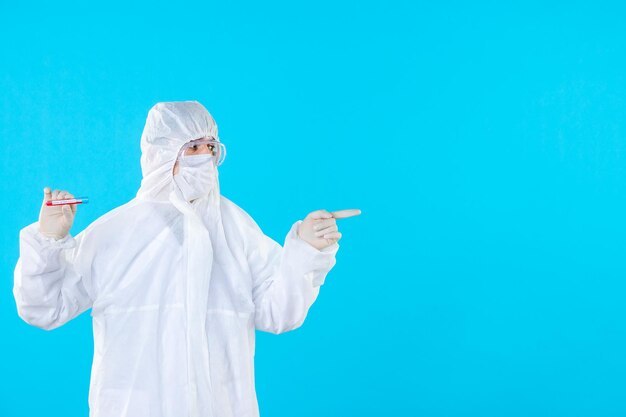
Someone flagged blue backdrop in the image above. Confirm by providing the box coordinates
[2,1,626,416]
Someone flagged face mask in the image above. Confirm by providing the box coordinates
[173,154,217,202]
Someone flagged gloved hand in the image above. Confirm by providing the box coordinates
[297,208,361,250]
[38,187,77,240]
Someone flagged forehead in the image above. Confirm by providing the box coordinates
[189,136,213,143]
[181,137,215,149]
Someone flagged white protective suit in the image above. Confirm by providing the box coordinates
[13,101,340,417]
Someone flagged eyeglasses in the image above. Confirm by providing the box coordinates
[177,137,227,166]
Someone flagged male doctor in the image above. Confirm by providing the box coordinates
[14,101,360,417]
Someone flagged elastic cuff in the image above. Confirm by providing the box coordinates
[284,220,339,271]
[25,222,77,250]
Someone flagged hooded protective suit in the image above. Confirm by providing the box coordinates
[13,101,339,417]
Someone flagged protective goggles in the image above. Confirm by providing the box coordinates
[177,137,227,166]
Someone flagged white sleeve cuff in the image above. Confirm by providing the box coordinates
[26,222,77,250]
[283,220,339,286]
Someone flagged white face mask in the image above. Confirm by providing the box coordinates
[173,154,217,202]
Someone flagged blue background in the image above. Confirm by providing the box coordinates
[2,1,626,416]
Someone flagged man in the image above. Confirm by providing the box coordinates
[13,101,360,417]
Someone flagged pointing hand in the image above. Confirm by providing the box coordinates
[297,209,361,250]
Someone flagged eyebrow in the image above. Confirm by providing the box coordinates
[187,138,206,145]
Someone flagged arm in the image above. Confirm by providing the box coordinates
[13,222,95,331]
[245,218,339,334]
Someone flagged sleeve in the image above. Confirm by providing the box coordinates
[13,222,96,331]
[244,218,340,334]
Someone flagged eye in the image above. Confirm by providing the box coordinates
[190,145,199,151]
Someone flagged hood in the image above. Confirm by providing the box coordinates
[136,101,220,202]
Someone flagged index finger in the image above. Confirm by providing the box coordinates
[331,209,362,219]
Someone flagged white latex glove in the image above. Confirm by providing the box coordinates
[38,187,77,240]
[297,208,361,250]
